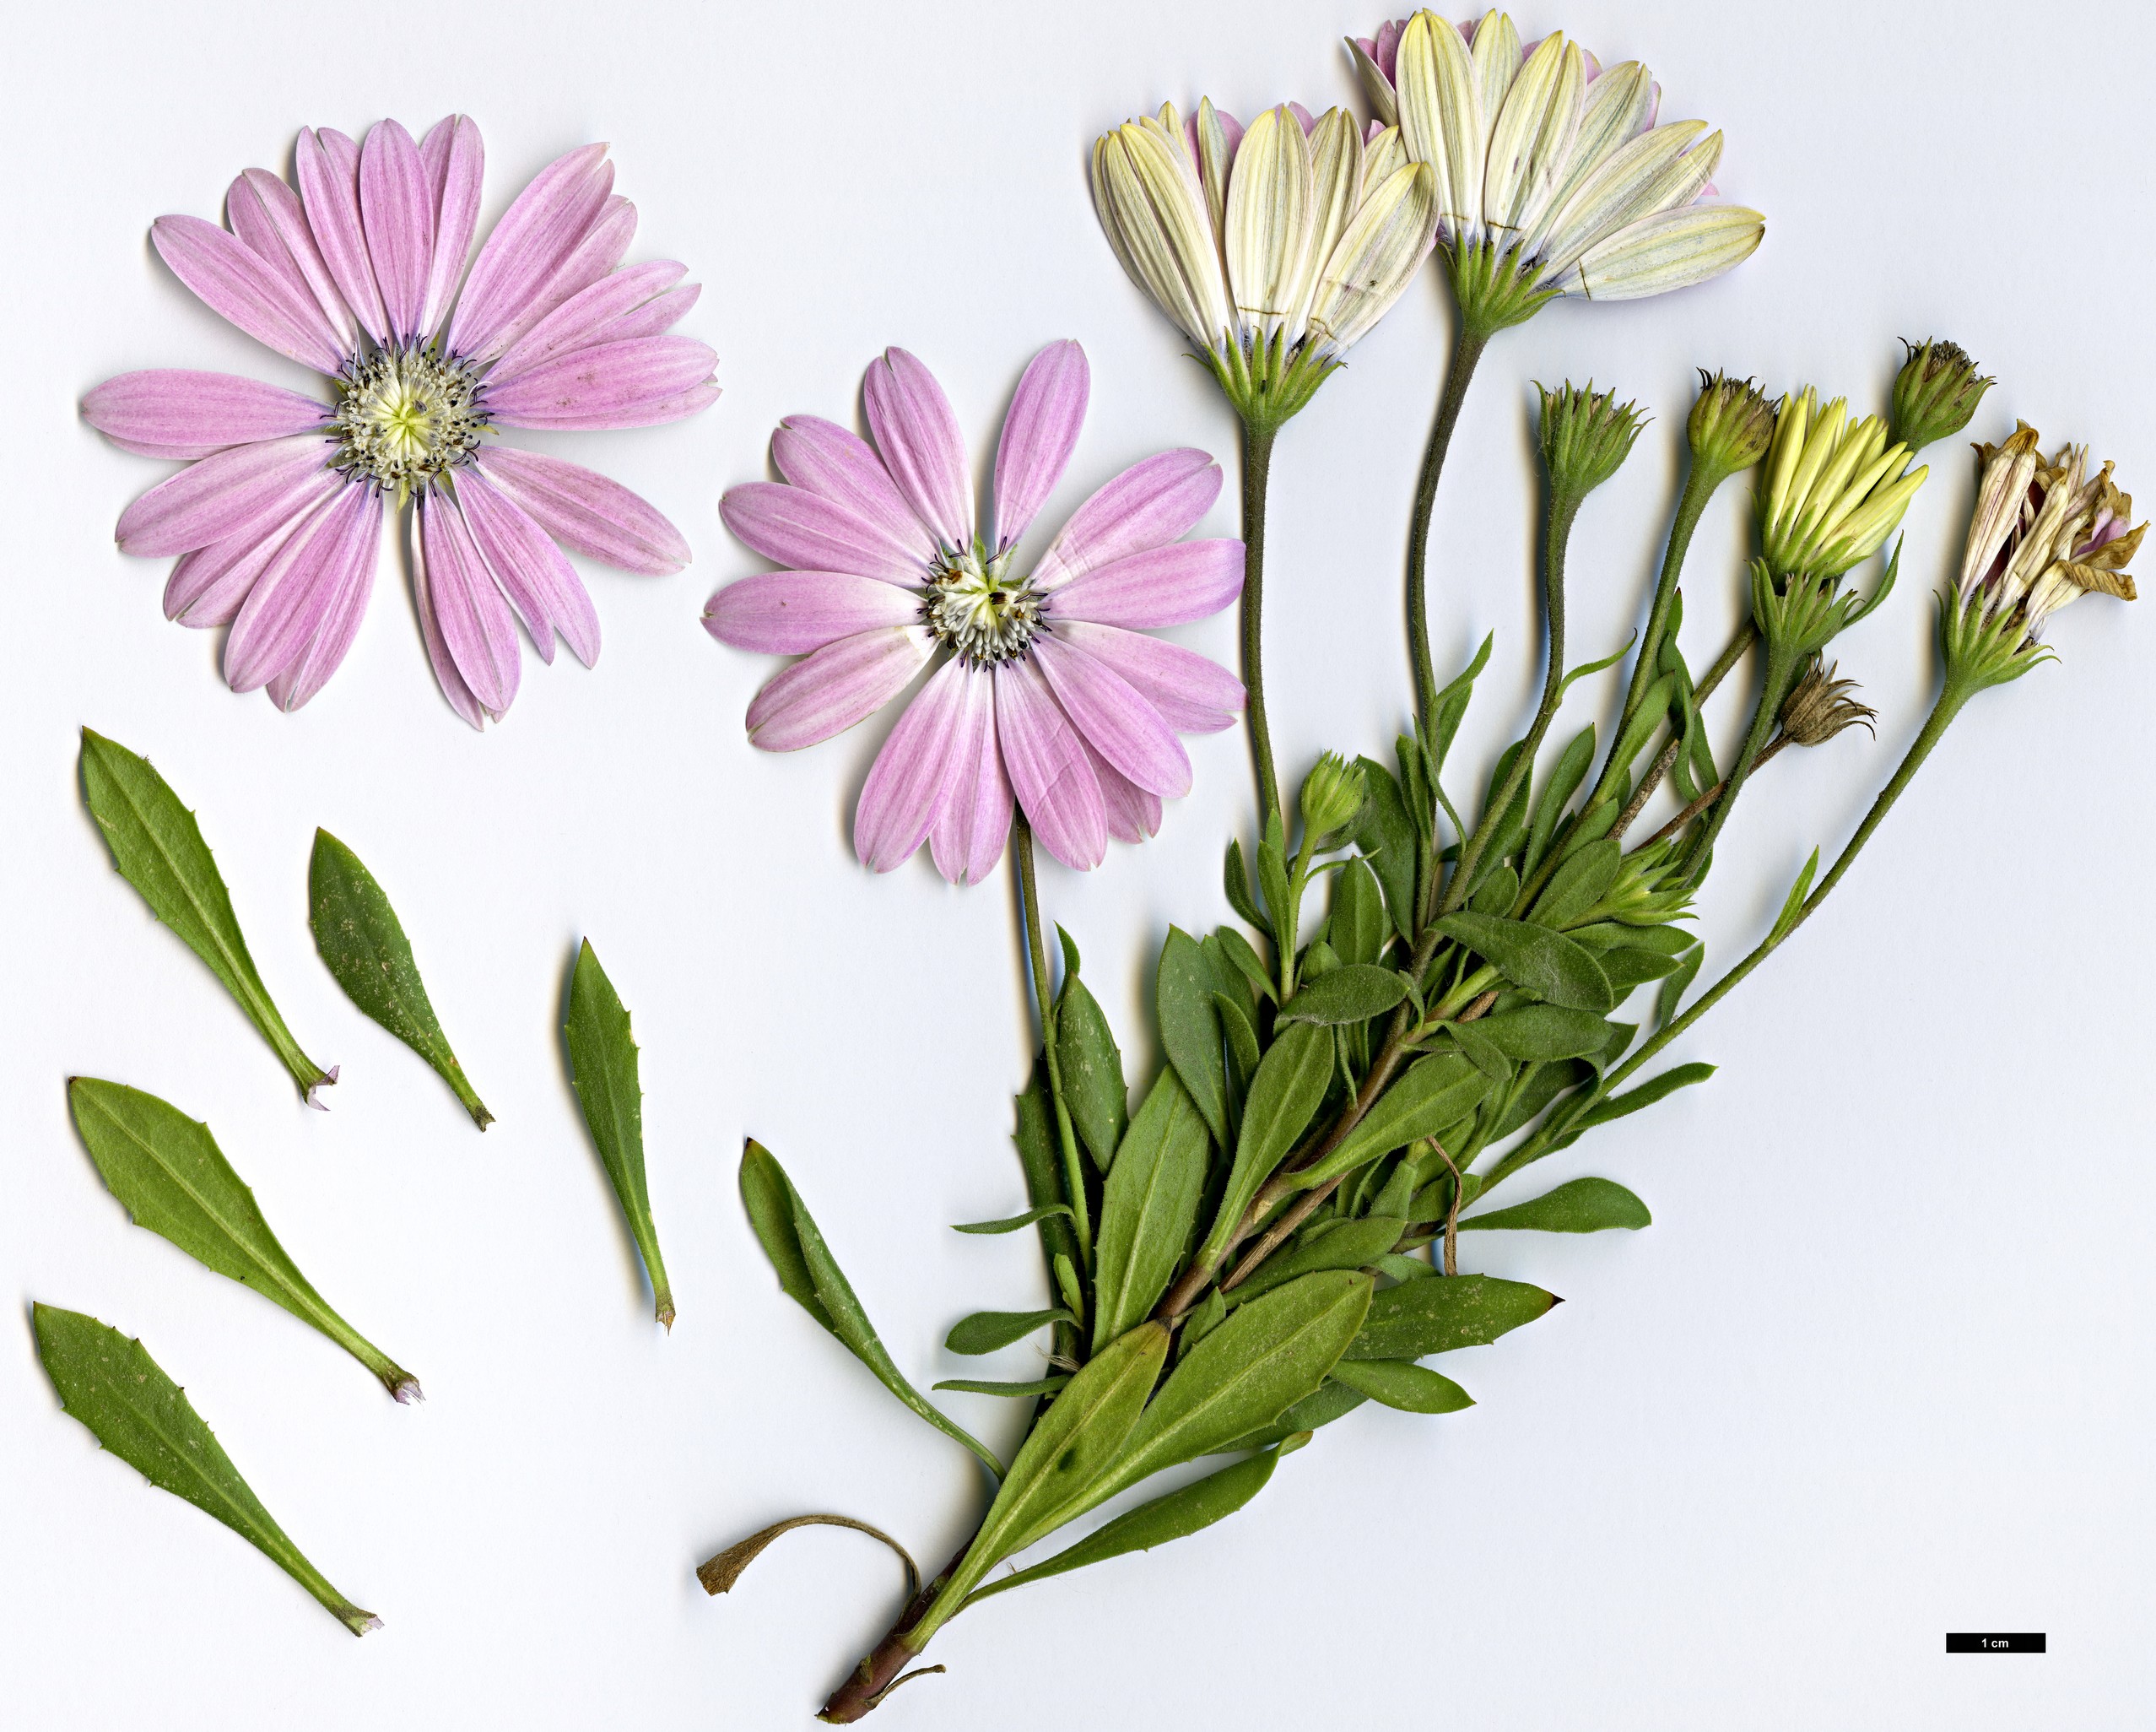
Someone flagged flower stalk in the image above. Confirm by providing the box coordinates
[1013,816,1092,1271]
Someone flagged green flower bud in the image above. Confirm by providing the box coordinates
[1889,338,1992,454]
[1686,371,1777,479]
[1298,751,1367,842]
[1537,381,1646,501]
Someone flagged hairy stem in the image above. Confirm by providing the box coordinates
[1407,327,1491,725]
[1013,816,1092,1269]
[1612,621,1759,840]
[1240,420,1283,834]
[1680,636,1802,880]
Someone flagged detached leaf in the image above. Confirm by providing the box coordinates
[1345,1273,1559,1361]
[1197,1022,1334,1264]
[68,1079,418,1401]
[945,1307,1074,1356]
[1093,1069,1211,1350]
[34,1304,380,1635]
[563,940,673,1328]
[1055,977,1127,1172]
[963,1448,1283,1609]
[1460,1177,1651,1233]
[952,1204,1073,1236]
[1156,928,1230,1148]
[1434,912,1616,1013]
[308,831,489,1128]
[740,1142,1003,1480]
[1278,964,1408,1027]
[932,1376,1070,1398]
[696,1513,917,1599]
[79,728,332,1104]
[1329,1358,1473,1413]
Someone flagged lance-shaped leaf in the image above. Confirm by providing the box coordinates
[1329,858,1391,966]
[1218,1377,1368,1453]
[1277,964,1409,1028]
[1228,1216,1404,1305]
[1197,1022,1334,1264]
[1434,911,1616,1012]
[1344,1272,1559,1361]
[1330,1357,1473,1413]
[563,940,673,1328]
[944,1307,1073,1356]
[1286,1053,1489,1192]
[78,728,332,1104]
[68,1079,419,1402]
[1460,1176,1651,1233]
[950,1204,1073,1236]
[34,1304,380,1635]
[308,830,489,1128]
[1092,1069,1210,1350]
[1155,928,1229,1147]
[963,1444,1288,1609]
[1055,976,1127,1172]
[1575,1062,1716,1132]
[739,1141,1002,1480]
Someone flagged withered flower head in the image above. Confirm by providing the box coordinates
[1777,658,1877,747]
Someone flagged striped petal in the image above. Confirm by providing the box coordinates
[722,482,928,586]
[446,143,612,360]
[704,571,922,655]
[149,215,345,373]
[928,667,1013,885]
[225,169,357,356]
[83,371,327,461]
[773,415,938,562]
[1051,620,1244,733]
[418,490,523,720]
[417,115,484,336]
[484,335,718,430]
[1032,450,1224,590]
[1565,204,1764,301]
[116,434,338,557]
[474,446,689,576]
[863,348,972,550]
[1048,539,1245,629]
[165,490,339,627]
[994,656,1105,871]
[264,495,383,712]
[1032,634,1191,798]
[224,482,380,693]
[1224,106,1316,344]
[855,658,971,873]
[992,340,1089,550]
[358,119,432,342]
[489,260,689,383]
[456,469,602,667]
[743,626,933,751]
[294,127,388,344]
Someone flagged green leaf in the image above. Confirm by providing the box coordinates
[932,1376,1070,1398]
[1656,944,1705,1031]
[1345,1273,1559,1361]
[1575,1062,1717,1131]
[1471,740,1532,894]
[1256,828,1294,944]
[1197,1022,1334,1264]
[1055,977,1127,1172]
[1289,1053,1490,1192]
[1429,634,1494,771]
[1433,912,1615,1013]
[1223,840,1267,932]
[33,1304,380,1635]
[79,728,330,1103]
[1351,759,1420,941]
[563,940,673,1327]
[1329,1357,1473,1413]
[1488,1058,1591,1138]
[1570,921,1698,955]
[67,1079,418,1401]
[1330,858,1390,966]
[1524,725,1596,875]
[1469,863,1520,916]
[1770,847,1821,944]
[739,1141,1002,1480]
[1086,1271,1372,1510]
[1597,947,1684,991]
[1213,992,1262,1102]
[1013,1067,1087,1290]
[1278,964,1408,1028]
[1054,1253,1086,1321]
[1093,1069,1211,1350]
[1180,1286,1228,1357]
[307,830,489,1128]
[1229,1216,1403,1305]
[1156,928,1230,1147]
[952,1204,1074,1236]
[1212,925,1277,1004]
[1461,1176,1651,1233]
[1056,924,1083,984]
[1473,1004,1614,1062]
[964,1448,1283,1609]
[945,1308,1076,1356]
[1608,673,1678,784]
[1530,838,1622,930]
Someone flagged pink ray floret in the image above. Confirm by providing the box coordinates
[705,341,1245,881]
[83,115,717,724]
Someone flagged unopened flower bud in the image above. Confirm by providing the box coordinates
[1759,387,1926,580]
[1687,371,1776,479]
[1538,381,1646,501]
[1890,338,1992,454]
[1776,659,1876,747]
[1299,751,1367,841]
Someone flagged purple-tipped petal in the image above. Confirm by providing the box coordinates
[359,120,433,342]
[116,434,338,557]
[772,416,938,562]
[743,626,932,751]
[721,482,928,586]
[457,470,602,667]
[224,482,378,692]
[1046,539,1245,629]
[489,261,688,382]
[992,340,1089,550]
[446,143,612,360]
[417,116,484,336]
[855,658,970,872]
[418,491,522,718]
[928,667,1012,885]
[1032,450,1224,589]
[265,494,382,712]
[150,215,345,373]
[83,370,327,461]
[862,348,971,549]
[1031,634,1191,798]
[1077,733,1163,844]
[484,335,717,430]
[294,127,389,345]
[227,170,358,356]
[993,657,1105,870]
[165,493,338,626]
[474,446,688,575]
[704,571,922,654]
[1052,620,1244,733]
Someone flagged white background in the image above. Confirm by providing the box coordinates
[3,2,2150,1727]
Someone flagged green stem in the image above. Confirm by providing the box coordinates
[1437,488,1581,917]
[1406,327,1491,727]
[1239,420,1282,835]
[1610,620,1759,842]
[1013,815,1093,1269]
[1681,635,1802,879]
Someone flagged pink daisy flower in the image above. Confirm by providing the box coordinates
[705,341,1246,880]
[84,116,719,724]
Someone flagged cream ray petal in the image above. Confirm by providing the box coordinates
[1469,9,1523,172]
[1282,109,1364,338]
[1564,202,1762,302]
[1225,106,1316,346]
[1521,59,1654,257]
[1310,162,1441,351]
[1347,37,1400,127]
[1482,32,1575,241]
[1532,119,1710,279]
